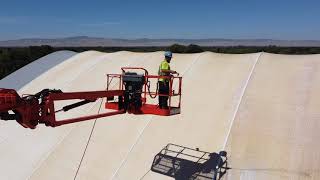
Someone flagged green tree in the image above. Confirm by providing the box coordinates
[184,44,204,53]
[168,44,186,53]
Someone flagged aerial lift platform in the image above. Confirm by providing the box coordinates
[0,67,182,129]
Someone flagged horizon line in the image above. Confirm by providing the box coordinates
[1,36,320,42]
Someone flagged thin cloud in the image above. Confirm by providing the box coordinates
[0,16,24,24]
[0,16,76,25]
[80,22,121,27]
[0,16,121,27]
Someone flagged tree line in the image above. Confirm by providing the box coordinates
[1,44,320,79]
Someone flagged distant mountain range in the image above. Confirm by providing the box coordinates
[0,36,320,47]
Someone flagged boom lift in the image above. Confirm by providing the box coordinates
[0,67,182,129]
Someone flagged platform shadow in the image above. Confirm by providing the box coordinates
[151,143,229,180]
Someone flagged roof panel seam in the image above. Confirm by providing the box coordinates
[222,52,263,149]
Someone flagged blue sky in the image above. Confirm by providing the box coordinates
[0,0,319,40]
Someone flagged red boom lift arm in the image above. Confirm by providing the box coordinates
[0,67,182,129]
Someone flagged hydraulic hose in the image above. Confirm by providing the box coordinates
[147,80,158,99]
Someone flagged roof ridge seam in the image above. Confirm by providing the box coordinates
[222,52,263,150]
[109,53,157,180]
[178,52,207,78]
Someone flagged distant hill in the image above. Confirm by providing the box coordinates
[0,36,320,47]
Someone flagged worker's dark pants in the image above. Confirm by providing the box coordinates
[158,81,169,108]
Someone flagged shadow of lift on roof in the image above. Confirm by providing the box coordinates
[150,143,230,180]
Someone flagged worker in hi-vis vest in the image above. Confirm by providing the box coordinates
[158,51,178,109]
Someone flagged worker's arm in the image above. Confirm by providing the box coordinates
[161,69,178,74]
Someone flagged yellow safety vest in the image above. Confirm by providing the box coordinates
[158,60,170,82]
